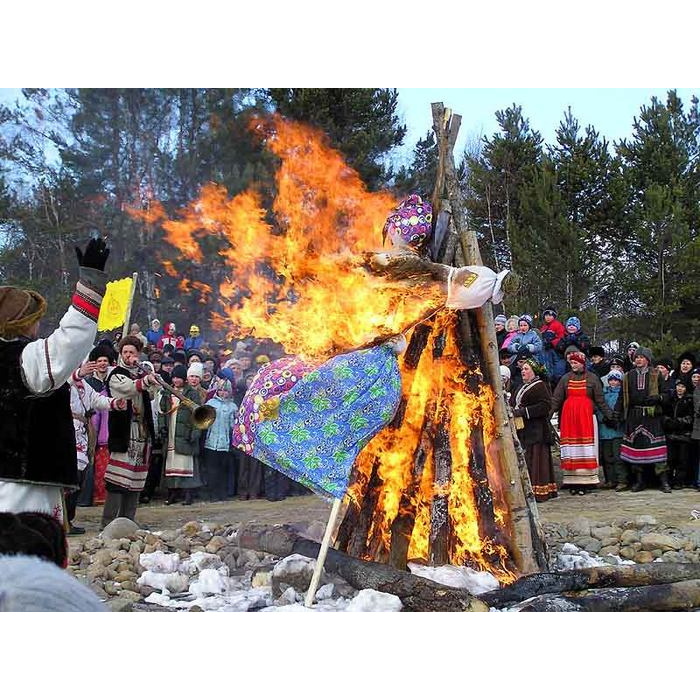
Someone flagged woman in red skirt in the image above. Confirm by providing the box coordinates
[551,349,614,495]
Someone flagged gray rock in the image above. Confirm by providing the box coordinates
[275,586,300,606]
[591,526,615,540]
[619,546,637,560]
[159,530,177,543]
[171,536,191,553]
[600,537,619,548]
[271,554,315,597]
[598,545,620,556]
[315,583,334,601]
[633,551,654,564]
[108,597,134,612]
[237,549,262,568]
[180,521,201,537]
[100,518,140,541]
[205,536,228,553]
[575,537,602,554]
[640,533,683,552]
[620,529,640,545]
[568,517,592,537]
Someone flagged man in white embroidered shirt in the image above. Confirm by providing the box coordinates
[0,236,110,524]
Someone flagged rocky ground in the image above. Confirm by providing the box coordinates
[66,487,700,611]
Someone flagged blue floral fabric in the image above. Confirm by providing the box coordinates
[249,344,402,500]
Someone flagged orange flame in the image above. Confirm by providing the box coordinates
[131,114,442,361]
[130,114,516,582]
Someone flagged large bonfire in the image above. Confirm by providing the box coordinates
[132,113,524,584]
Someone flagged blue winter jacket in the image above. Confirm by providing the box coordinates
[204,396,238,451]
[507,329,543,360]
[597,384,623,440]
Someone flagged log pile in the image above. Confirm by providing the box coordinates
[334,103,546,579]
[234,524,700,612]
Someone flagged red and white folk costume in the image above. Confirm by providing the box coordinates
[0,269,106,523]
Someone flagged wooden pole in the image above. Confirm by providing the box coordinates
[121,272,139,338]
[304,497,342,608]
[431,101,544,575]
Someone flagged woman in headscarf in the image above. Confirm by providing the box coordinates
[551,349,613,495]
[510,358,557,502]
[675,351,696,392]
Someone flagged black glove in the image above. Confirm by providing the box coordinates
[76,235,110,271]
[603,417,617,429]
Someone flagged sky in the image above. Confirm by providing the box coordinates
[3,87,697,174]
[394,88,699,165]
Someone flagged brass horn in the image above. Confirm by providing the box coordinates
[136,362,217,429]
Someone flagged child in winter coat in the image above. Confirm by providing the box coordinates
[664,379,695,488]
[507,314,543,362]
[560,317,590,357]
[596,369,625,490]
[203,379,238,501]
[501,316,520,351]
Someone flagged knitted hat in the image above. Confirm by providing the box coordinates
[607,369,623,382]
[0,287,48,338]
[161,356,174,367]
[187,362,203,378]
[610,354,624,367]
[565,317,581,332]
[543,307,557,318]
[0,555,106,612]
[171,364,187,381]
[173,350,187,364]
[568,351,586,366]
[692,367,700,378]
[499,365,511,381]
[494,314,507,326]
[518,314,533,329]
[627,341,640,351]
[516,347,533,361]
[675,376,688,386]
[636,347,653,364]
[187,349,203,361]
[382,194,433,250]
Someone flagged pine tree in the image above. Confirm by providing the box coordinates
[266,88,406,190]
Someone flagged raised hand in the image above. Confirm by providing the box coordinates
[75,235,110,271]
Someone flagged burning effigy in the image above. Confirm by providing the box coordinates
[132,107,546,590]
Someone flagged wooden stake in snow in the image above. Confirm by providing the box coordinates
[304,497,343,608]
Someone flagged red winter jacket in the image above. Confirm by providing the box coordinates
[539,319,566,348]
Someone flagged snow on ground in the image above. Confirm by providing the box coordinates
[554,542,634,570]
[408,562,500,595]
[137,542,635,612]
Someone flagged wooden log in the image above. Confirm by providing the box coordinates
[388,399,435,570]
[337,457,381,559]
[481,563,700,607]
[434,101,543,574]
[429,418,451,566]
[515,579,700,612]
[233,523,488,611]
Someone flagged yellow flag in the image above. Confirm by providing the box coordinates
[97,277,133,331]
